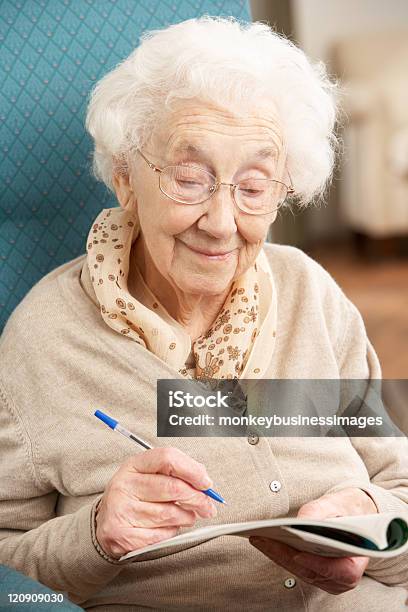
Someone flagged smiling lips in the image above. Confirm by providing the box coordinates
[183,242,236,261]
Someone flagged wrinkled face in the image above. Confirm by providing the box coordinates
[129,99,286,296]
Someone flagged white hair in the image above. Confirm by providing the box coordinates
[85,16,339,205]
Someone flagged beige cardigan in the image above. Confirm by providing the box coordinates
[0,243,407,611]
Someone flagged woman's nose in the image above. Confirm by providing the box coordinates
[196,185,238,239]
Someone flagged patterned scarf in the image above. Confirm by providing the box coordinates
[86,207,277,380]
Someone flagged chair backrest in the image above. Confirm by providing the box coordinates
[0,0,250,332]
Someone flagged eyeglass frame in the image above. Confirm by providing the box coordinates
[135,148,295,216]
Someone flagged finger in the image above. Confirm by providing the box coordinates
[307,577,358,595]
[297,488,377,520]
[249,538,299,564]
[125,447,213,491]
[308,570,366,594]
[297,494,348,519]
[104,525,180,559]
[173,498,217,518]
[292,552,369,586]
[120,472,217,517]
[126,500,198,529]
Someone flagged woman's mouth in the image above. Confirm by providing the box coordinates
[183,242,235,261]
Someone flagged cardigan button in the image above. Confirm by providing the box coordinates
[269,480,282,492]
[284,577,296,589]
[247,432,259,445]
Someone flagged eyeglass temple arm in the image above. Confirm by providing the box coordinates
[286,169,295,194]
[136,148,162,173]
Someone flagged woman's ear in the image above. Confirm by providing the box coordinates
[112,173,138,213]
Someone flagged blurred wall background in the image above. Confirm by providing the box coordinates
[251,0,408,250]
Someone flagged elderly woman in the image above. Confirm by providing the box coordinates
[0,16,407,612]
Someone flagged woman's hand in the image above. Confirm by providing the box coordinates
[95,447,217,559]
[250,487,378,595]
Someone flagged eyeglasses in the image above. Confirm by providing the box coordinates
[136,149,294,216]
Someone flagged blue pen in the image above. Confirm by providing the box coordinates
[94,409,226,504]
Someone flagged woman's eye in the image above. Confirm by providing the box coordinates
[177,179,201,187]
[240,188,263,196]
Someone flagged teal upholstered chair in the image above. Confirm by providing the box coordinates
[0,0,250,605]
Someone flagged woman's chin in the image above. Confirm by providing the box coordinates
[174,275,234,297]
